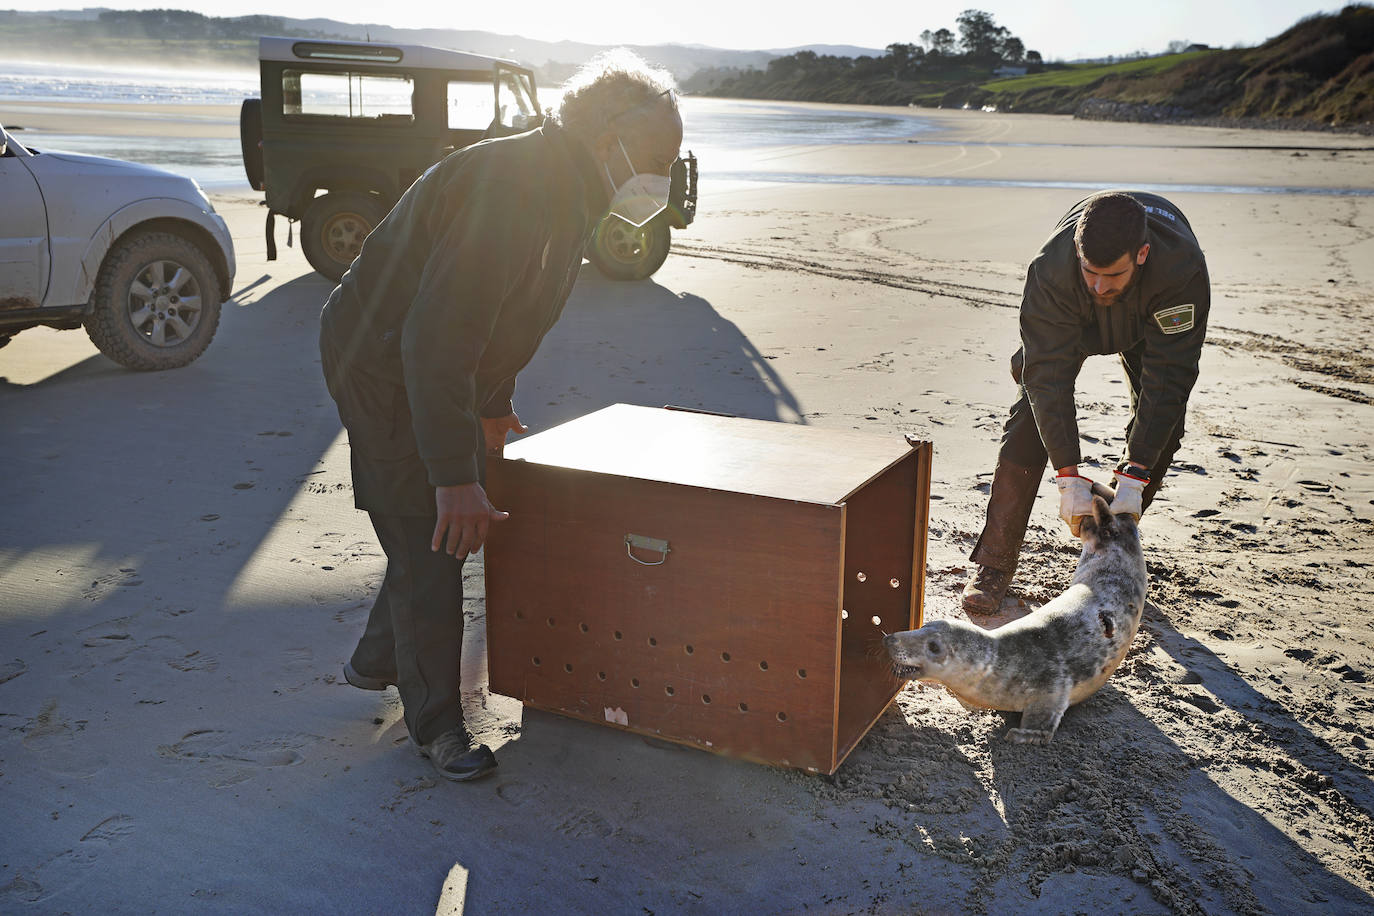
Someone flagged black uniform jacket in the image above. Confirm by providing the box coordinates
[320,122,608,506]
[1020,191,1210,470]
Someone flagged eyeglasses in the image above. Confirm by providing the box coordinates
[608,88,677,125]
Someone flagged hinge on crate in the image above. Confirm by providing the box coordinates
[625,533,671,566]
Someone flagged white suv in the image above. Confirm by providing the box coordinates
[0,123,235,370]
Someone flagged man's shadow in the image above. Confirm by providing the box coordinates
[511,267,805,433]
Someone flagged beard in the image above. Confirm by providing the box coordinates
[1088,267,1141,307]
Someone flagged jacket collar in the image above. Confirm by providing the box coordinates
[542,120,610,230]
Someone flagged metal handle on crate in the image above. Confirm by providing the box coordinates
[625,533,671,566]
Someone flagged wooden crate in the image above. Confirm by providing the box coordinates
[483,404,932,774]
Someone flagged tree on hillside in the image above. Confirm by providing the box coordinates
[957,9,1011,61]
[1001,36,1025,63]
[921,27,957,56]
[885,42,925,78]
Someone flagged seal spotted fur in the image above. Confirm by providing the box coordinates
[885,492,1147,744]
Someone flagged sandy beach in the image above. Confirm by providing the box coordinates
[2,99,1372,914]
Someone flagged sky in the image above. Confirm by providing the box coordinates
[13,0,1355,60]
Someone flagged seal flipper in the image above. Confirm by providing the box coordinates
[1005,690,1071,745]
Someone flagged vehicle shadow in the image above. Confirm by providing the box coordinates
[512,266,806,435]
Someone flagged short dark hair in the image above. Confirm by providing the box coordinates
[1074,192,1147,267]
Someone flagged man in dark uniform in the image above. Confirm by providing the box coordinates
[319,53,685,780]
[963,190,1209,614]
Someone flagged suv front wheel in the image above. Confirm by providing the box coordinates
[302,192,385,281]
[85,230,223,371]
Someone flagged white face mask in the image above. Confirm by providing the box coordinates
[605,137,671,228]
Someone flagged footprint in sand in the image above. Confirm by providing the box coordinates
[21,699,110,778]
[0,658,28,685]
[81,569,143,601]
[157,729,316,788]
[0,814,135,905]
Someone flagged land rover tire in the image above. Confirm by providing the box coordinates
[588,215,671,281]
[302,192,385,282]
[84,230,223,371]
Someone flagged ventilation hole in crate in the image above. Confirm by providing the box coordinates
[614,630,623,640]
[702,694,712,704]
[665,685,675,697]
[721,651,731,662]
[841,609,849,620]
[684,644,694,655]
[797,668,807,679]
[871,616,882,626]
[856,571,867,582]
[631,677,641,688]
[532,657,541,666]
[579,622,589,633]
[777,712,788,723]
[546,616,556,627]
[597,671,607,681]
[759,660,769,671]
[648,636,658,647]
[738,701,749,712]
[890,578,900,588]
[564,663,573,673]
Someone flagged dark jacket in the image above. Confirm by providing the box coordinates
[320,122,608,494]
[1019,192,1210,470]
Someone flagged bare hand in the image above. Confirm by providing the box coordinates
[431,483,509,557]
[481,412,529,457]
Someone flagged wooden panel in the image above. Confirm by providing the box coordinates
[502,404,913,507]
[834,450,921,765]
[485,459,846,772]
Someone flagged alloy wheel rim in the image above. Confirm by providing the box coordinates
[126,259,202,347]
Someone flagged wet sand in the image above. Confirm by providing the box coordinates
[2,101,1372,914]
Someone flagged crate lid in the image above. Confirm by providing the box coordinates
[501,404,921,506]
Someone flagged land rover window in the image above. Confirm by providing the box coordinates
[282,69,414,121]
[496,69,538,130]
[447,80,496,130]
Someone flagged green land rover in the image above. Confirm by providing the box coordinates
[240,37,697,282]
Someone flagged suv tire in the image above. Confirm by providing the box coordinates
[302,192,385,281]
[84,230,223,371]
[588,215,671,281]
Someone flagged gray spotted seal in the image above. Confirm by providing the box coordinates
[885,492,1146,744]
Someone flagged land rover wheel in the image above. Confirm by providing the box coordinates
[302,192,384,281]
[84,230,222,371]
[588,215,671,281]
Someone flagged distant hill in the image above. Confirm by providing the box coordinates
[0,8,775,81]
[697,4,1373,133]
[962,4,1374,130]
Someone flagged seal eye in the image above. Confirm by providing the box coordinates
[926,639,942,657]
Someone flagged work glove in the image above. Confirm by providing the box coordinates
[1109,468,1147,519]
[1056,473,1095,536]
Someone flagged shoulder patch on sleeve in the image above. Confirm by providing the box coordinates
[1153,304,1195,334]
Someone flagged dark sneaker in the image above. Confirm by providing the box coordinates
[416,727,497,782]
[342,662,394,691]
[961,565,1013,615]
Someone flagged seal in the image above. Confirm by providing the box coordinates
[885,492,1147,744]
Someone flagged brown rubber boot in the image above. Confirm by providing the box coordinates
[965,460,1043,615]
[962,564,1014,614]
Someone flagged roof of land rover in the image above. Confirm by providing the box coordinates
[258,36,524,71]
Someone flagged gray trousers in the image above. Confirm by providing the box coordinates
[349,512,466,747]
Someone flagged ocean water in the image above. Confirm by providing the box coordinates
[3,61,1368,197]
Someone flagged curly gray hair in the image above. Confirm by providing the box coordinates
[556,49,677,141]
